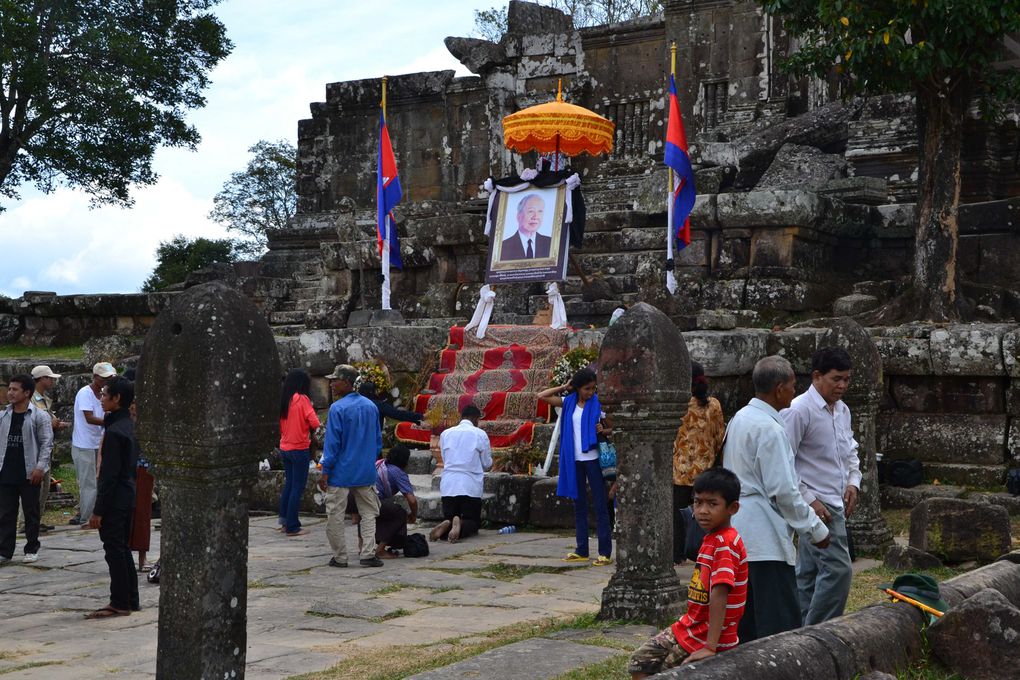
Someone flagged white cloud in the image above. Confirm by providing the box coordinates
[0,1,482,297]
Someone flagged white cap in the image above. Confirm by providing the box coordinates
[93,362,117,378]
[31,365,62,379]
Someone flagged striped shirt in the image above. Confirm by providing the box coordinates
[672,526,748,653]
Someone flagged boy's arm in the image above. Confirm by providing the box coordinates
[683,584,731,664]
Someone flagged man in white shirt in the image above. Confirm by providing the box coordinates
[430,405,492,543]
[783,346,860,625]
[70,362,116,526]
[723,355,830,643]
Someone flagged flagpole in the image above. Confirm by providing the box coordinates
[665,42,678,294]
[381,76,391,311]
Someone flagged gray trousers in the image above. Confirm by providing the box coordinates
[71,446,98,522]
[796,502,852,625]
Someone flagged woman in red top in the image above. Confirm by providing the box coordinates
[278,370,321,536]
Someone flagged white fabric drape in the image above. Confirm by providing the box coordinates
[482,173,581,236]
[464,284,496,339]
[546,282,568,330]
[665,176,679,295]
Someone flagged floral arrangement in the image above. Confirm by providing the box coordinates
[552,345,599,385]
[492,443,545,475]
[353,360,390,396]
[423,402,457,434]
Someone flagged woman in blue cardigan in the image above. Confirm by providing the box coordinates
[538,367,612,566]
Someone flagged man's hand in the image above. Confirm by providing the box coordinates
[29,469,43,485]
[317,475,328,492]
[87,515,102,529]
[813,534,831,549]
[682,647,716,665]
[810,500,832,524]
[843,485,859,518]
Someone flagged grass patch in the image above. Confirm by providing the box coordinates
[895,662,965,680]
[248,580,285,590]
[0,661,63,675]
[42,463,79,527]
[570,634,638,652]
[288,612,605,680]
[374,608,412,622]
[550,654,629,680]
[846,565,969,614]
[370,584,408,596]
[0,345,83,360]
[0,651,25,661]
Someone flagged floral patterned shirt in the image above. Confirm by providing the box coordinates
[673,396,726,486]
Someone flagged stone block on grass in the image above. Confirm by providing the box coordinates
[909,497,1011,563]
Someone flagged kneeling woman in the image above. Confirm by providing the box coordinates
[538,368,612,566]
[373,445,419,557]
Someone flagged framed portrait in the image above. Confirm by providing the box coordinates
[485,184,569,284]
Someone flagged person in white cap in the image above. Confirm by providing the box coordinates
[70,362,116,526]
[27,366,68,533]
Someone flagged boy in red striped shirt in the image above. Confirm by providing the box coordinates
[629,468,747,677]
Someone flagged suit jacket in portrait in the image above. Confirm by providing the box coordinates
[500,231,552,261]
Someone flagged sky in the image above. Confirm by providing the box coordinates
[0,1,483,298]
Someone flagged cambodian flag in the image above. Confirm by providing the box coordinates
[378,109,403,269]
[665,74,696,250]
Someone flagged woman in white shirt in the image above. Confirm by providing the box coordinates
[538,368,612,566]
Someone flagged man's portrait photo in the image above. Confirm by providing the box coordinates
[500,193,552,261]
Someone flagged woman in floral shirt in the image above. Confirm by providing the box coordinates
[672,361,726,564]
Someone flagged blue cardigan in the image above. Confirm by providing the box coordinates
[556,392,601,499]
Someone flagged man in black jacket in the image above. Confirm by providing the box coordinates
[85,376,139,619]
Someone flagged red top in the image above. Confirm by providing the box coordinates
[672,526,748,653]
[279,394,320,451]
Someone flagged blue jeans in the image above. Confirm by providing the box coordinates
[278,449,311,534]
[573,458,612,558]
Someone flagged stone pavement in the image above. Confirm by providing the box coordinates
[0,515,649,679]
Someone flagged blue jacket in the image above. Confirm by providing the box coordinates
[556,392,601,499]
[321,393,382,487]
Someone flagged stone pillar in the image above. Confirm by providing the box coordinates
[599,302,688,624]
[818,318,892,555]
[137,282,279,680]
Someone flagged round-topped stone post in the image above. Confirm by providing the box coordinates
[818,318,892,555]
[137,281,279,680]
[599,302,688,623]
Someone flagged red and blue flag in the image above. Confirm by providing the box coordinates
[378,109,403,269]
[665,74,696,249]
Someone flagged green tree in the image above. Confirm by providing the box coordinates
[208,139,296,257]
[762,0,1020,322]
[474,1,662,41]
[0,1,232,208]
[142,235,235,292]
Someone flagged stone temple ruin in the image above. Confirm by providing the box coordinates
[2,0,1020,551]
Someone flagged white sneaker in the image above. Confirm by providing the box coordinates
[23,553,38,564]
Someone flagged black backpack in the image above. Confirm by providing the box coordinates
[888,459,924,488]
[403,533,429,558]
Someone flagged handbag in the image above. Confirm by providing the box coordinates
[598,440,617,471]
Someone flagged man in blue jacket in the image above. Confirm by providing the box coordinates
[318,364,383,568]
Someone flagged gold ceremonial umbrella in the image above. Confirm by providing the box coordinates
[502,82,614,159]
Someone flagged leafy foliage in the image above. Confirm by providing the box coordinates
[762,0,1020,115]
[0,1,232,207]
[142,235,235,292]
[208,139,297,257]
[474,1,662,41]
[491,442,545,475]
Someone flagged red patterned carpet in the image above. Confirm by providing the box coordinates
[396,325,572,450]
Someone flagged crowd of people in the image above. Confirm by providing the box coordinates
[0,363,148,619]
[1,340,861,662]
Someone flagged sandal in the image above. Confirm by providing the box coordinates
[85,605,131,619]
[591,555,613,566]
[562,552,590,563]
[285,529,309,537]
